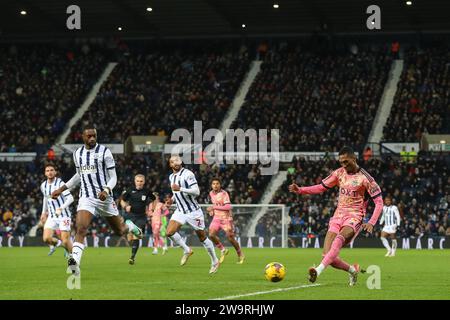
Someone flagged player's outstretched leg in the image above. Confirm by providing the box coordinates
[309,228,354,282]
[197,230,220,274]
[69,210,93,275]
[166,220,192,265]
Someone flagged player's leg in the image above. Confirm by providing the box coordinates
[313,226,355,278]
[321,230,350,271]
[67,210,93,275]
[166,217,192,264]
[224,221,244,263]
[209,219,226,260]
[60,231,73,253]
[58,216,73,253]
[226,231,244,264]
[132,218,146,262]
[195,229,220,274]
[160,217,169,254]
[390,232,397,256]
[380,230,392,256]
[43,227,60,256]
[152,222,161,254]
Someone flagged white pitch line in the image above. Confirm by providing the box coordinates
[209,283,322,300]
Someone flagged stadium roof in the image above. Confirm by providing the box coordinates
[1,0,449,40]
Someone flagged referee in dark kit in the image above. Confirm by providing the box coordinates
[120,174,155,264]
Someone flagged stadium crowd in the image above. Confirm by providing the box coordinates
[0,154,270,238]
[383,44,450,142]
[67,45,250,143]
[0,45,106,153]
[270,153,450,244]
[233,42,392,153]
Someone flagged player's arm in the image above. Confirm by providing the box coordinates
[99,149,116,201]
[362,180,383,233]
[289,170,338,195]
[394,206,401,226]
[57,190,74,212]
[213,191,232,211]
[379,208,385,225]
[39,192,49,227]
[120,189,132,212]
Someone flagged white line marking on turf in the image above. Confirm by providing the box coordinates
[209,283,322,300]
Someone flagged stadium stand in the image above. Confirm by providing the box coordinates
[232,42,393,153]
[67,44,251,143]
[383,44,450,142]
[0,45,106,152]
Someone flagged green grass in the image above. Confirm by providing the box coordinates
[0,247,448,300]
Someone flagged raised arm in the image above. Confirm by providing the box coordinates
[289,170,339,195]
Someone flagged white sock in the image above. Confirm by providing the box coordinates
[49,245,55,250]
[392,239,397,251]
[348,265,356,274]
[169,233,190,253]
[72,242,85,265]
[56,240,62,247]
[202,238,218,264]
[316,263,326,276]
[381,237,391,251]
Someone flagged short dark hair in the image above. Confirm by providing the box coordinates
[83,123,96,132]
[211,177,221,184]
[44,163,56,170]
[338,146,355,157]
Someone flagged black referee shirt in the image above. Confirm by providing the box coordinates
[121,187,154,216]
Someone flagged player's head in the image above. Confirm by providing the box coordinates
[169,155,183,172]
[134,174,145,190]
[82,124,97,149]
[338,146,358,173]
[152,192,160,202]
[211,178,221,192]
[385,196,392,206]
[44,163,57,180]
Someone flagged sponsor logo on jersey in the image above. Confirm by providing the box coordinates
[80,164,97,174]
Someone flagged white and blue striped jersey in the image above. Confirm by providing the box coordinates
[169,168,200,213]
[73,144,115,199]
[40,178,72,218]
[380,205,401,227]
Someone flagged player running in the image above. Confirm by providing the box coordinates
[120,174,155,264]
[207,178,245,264]
[165,155,220,274]
[147,192,169,255]
[289,147,383,286]
[40,163,74,256]
[51,125,143,275]
[380,196,401,257]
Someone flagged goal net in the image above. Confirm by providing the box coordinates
[168,204,288,248]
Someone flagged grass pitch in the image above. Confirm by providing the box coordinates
[0,247,448,300]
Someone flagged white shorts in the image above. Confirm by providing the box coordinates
[77,197,119,217]
[44,216,71,232]
[170,208,205,231]
[382,225,397,234]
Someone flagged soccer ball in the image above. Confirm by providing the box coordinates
[264,262,286,282]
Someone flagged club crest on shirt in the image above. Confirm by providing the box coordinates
[351,179,359,187]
